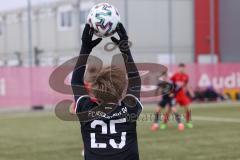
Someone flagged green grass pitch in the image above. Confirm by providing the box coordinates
[0,103,240,160]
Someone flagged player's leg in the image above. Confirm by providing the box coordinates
[184,106,193,128]
[159,100,169,130]
[171,106,184,131]
[156,105,171,130]
[151,102,165,131]
[179,96,193,128]
[154,106,162,124]
[162,105,171,124]
[174,97,187,130]
[151,105,162,131]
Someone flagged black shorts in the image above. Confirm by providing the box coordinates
[158,95,174,108]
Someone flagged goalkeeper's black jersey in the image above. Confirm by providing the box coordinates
[75,95,143,160]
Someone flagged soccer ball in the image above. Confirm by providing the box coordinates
[87,3,121,38]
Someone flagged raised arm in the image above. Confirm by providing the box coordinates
[111,23,141,99]
[71,24,102,102]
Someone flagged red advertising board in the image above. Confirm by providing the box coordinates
[0,64,239,107]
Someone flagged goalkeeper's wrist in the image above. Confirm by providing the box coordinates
[80,45,92,55]
[120,47,131,56]
[118,39,130,53]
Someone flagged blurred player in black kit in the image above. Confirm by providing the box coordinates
[151,73,184,131]
[71,23,143,160]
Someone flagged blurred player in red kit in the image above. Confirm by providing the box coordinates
[170,63,194,128]
[151,73,184,131]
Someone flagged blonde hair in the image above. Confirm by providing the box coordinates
[90,66,127,103]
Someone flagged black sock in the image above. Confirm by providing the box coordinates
[174,113,181,124]
[154,113,160,123]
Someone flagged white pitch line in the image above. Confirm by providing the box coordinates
[193,116,240,123]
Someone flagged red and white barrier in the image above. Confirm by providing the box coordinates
[0,63,239,107]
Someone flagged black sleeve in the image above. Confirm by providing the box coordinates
[75,95,92,113]
[122,49,141,99]
[123,94,143,121]
[71,47,91,102]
